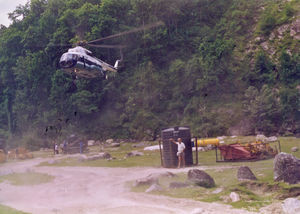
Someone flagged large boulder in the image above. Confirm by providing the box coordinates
[187,169,215,188]
[274,153,300,184]
[282,198,300,214]
[237,166,257,181]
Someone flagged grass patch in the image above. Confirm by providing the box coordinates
[39,143,161,168]
[0,204,29,214]
[0,172,54,186]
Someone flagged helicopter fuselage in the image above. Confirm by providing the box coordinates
[59,46,117,78]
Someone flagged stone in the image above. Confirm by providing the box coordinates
[187,169,215,188]
[291,147,298,152]
[106,139,114,144]
[282,198,300,214]
[237,166,257,181]
[269,32,275,40]
[256,134,267,142]
[87,140,95,146]
[144,145,162,151]
[230,192,240,202]
[77,155,88,162]
[78,152,111,161]
[134,175,158,187]
[132,142,147,148]
[212,188,223,194]
[274,153,300,184]
[126,151,144,157]
[261,42,269,51]
[169,182,189,189]
[266,136,278,142]
[145,183,162,193]
[278,24,289,36]
[98,152,111,159]
[110,143,120,147]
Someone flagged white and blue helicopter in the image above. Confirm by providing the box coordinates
[59,21,164,79]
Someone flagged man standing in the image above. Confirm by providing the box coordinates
[170,138,186,168]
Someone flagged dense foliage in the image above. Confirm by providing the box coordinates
[0,0,299,148]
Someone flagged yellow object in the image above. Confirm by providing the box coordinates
[196,138,220,146]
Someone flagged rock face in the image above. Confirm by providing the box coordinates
[237,166,257,181]
[274,153,300,184]
[187,169,215,188]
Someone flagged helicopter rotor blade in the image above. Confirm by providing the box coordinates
[88,21,164,44]
[87,44,126,49]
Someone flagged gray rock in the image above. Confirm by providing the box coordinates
[212,188,223,194]
[274,153,300,184]
[106,139,114,144]
[87,140,95,146]
[79,152,111,161]
[126,151,144,157]
[110,143,120,147]
[77,155,88,162]
[230,192,240,202]
[132,142,147,148]
[187,169,215,188]
[278,24,289,36]
[134,175,158,187]
[145,183,162,193]
[291,147,298,152]
[282,198,300,214]
[169,182,189,189]
[237,166,257,181]
[98,152,111,159]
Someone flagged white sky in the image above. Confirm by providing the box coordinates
[0,0,29,26]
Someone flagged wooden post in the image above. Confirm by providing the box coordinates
[158,139,163,167]
[215,146,218,162]
[195,137,198,165]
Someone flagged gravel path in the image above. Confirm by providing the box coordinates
[0,157,259,214]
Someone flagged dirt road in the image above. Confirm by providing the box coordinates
[0,157,257,214]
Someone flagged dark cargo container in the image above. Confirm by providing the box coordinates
[161,126,193,168]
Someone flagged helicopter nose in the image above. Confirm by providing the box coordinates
[59,53,76,68]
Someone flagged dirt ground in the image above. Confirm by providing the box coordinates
[0,157,268,214]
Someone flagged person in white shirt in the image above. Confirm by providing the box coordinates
[170,138,185,168]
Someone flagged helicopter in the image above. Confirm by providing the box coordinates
[59,45,122,79]
[58,21,164,79]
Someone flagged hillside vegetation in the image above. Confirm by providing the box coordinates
[0,0,299,149]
